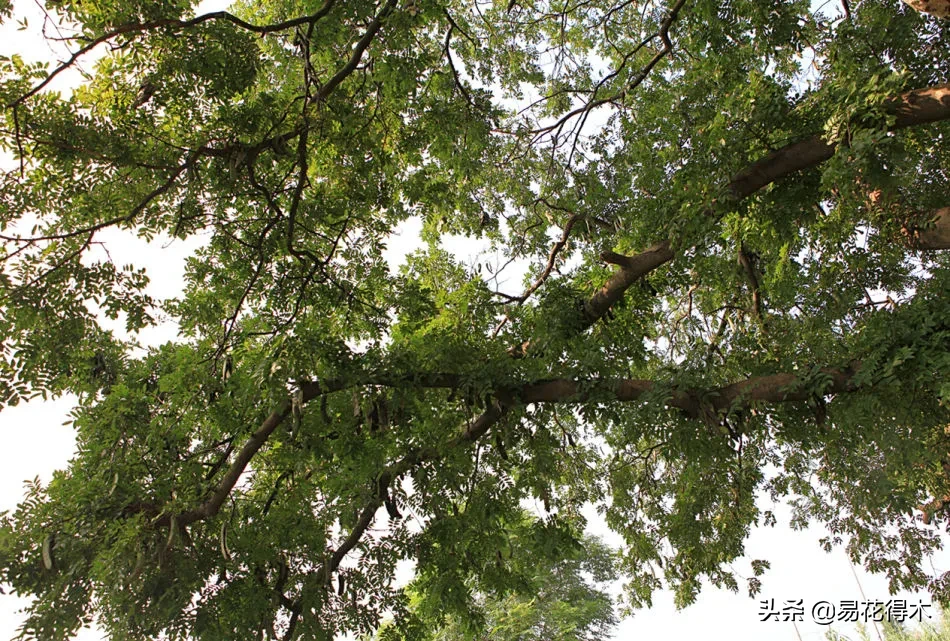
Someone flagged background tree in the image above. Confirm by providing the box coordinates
[374,528,619,641]
[0,0,950,639]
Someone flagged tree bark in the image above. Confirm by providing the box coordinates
[913,207,950,250]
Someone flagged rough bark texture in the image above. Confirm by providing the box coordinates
[915,208,950,250]
[583,241,675,325]
[903,0,950,18]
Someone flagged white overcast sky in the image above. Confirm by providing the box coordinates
[1,1,949,640]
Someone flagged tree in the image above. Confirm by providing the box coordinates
[374,528,619,641]
[0,0,949,638]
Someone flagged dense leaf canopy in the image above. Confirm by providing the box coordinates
[1,0,950,639]
[376,528,619,641]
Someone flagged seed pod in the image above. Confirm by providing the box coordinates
[132,547,145,579]
[494,433,509,460]
[41,534,55,571]
[377,397,390,431]
[291,388,303,435]
[384,494,402,520]
[166,515,178,552]
[221,354,233,383]
[219,522,231,562]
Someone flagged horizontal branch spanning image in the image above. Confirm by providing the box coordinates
[1,0,950,640]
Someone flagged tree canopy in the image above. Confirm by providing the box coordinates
[1,0,950,639]
[373,527,619,641]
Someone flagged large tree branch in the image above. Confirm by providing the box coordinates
[279,359,862,628]
[910,207,950,250]
[169,361,863,529]
[279,362,864,622]
[513,366,860,416]
[164,83,950,532]
[729,84,950,198]
[155,358,869,636]
[584,241,676,323]
[304,363,860,578]
[167,372,462,527]
[561,83,950,340]
[315,0,398,102]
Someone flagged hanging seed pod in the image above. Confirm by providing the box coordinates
[41,534,55,571]
[291,388,303,436]
[384,493,402,520]
[219,521,231,562]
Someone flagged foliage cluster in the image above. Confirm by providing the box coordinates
[0,0,949,639]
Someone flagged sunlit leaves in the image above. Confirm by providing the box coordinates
[1,0,950,639]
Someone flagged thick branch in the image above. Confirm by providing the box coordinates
[167,82,950,529]
[514,366,860,415]
[168,378,354,527]
[911,207,950,250]
[281,360,861,617]
[583,241,675,325]
[570,83,950,336]
[300,364,862,575]
[170,361,861,528]
[729,84,950,198]
[171,400,291,526]
[300,365,864,418]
